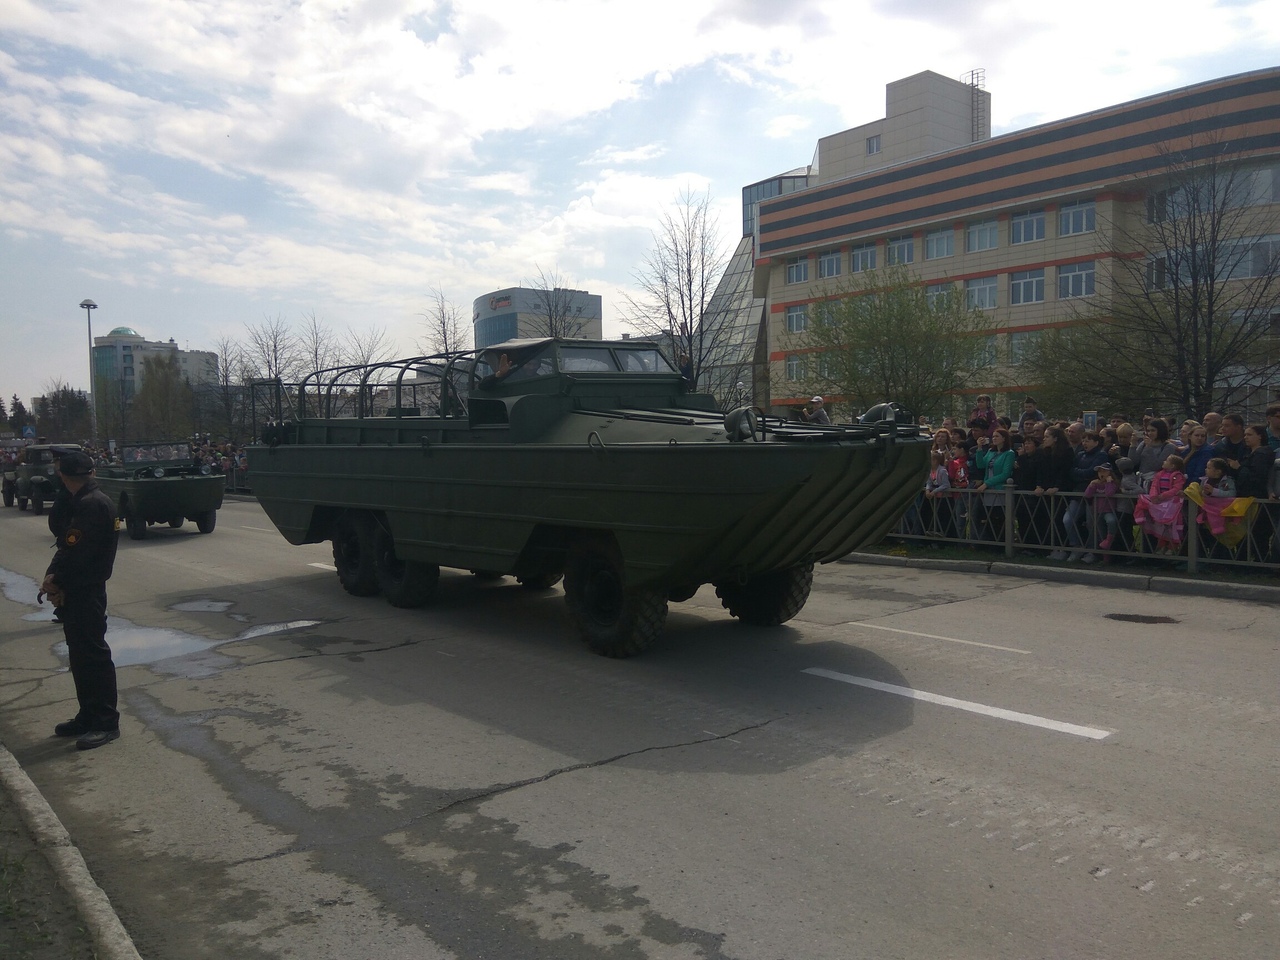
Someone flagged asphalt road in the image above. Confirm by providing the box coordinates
[0,498,1276,960]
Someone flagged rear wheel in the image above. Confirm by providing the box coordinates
[17,496,28,511]
[168,517,185,528]
[32,494,44,516]
[2,486,12,508]
[563,537,666,658]
[374,526,439,608]
[714,562,814,626]
[331,513,380,596]
[195,511,216,534]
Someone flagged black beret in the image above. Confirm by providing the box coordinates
[57,450,95,476]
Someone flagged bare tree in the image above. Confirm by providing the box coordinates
[345,324,397,367]
[524,265,589,339]
[624,187,729,390]
[417,285,470,355]
[789,265,992,421]
[243,315,300,383]
[1026,130,1280,419]
[297,311,343,377]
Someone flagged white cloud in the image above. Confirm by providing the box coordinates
[764,114,810,140]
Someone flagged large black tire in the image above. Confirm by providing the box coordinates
[374,526,438,608]
[32,494,44,516]
[195,511,216,534]
[169,517,185,528]
[563,537,667,658]
[17,496,28,511]
[517,572,562,590]
[331,513,380,596]
[715,562,814,626]
[2,486,12,508]
[126,513,147,541]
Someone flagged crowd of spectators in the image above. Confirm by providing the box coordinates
[910,396,1280,567]
[2,435,250,490]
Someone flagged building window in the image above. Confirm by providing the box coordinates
[980,335,1000,366]
[967,220,998,252]
[1010,331,1040,364]
[966,275,998,310]
[886,235,914,265]
[786,256,809,284]
[785,354,806,381]
[851,244,876,273]
[925,228,954,260]
[1059,261,1096,298]
[1010,210,1045,244]
[785,305,809,333]
[926,282,954,307]
[817,250,842,279]
[1010,269,1045,305]
[1059,200,1096,236]
[1146,257,1167,291]
[866,135,881,155]
[1147,191,1169,224]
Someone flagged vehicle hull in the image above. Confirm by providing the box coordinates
[96,474,226,523]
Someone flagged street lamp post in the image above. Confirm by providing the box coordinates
[80,299,98,442]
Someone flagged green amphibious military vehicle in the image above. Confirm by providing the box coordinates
[95,440,224,539]
[251,338,930,657]
[12,443,84,515]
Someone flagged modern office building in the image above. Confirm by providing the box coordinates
[472,287,603,349]
[712,67,1280,417]
[91,326,219,405]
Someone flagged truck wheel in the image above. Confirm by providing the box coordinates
[17,496,27,511]
[331,514,380,596]
[126,513,147,540]
[517,572,562,590]
[374,527,439,608]
[195,511,216,534]
[32,494,44,516]
[169,517,185,528]
[564,538,667,658]
[2,487,12,508]
[715,562,814,626]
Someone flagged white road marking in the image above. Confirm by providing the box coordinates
[309,562,337,571]
[847,622,1030,654]
[802,667,1112,740]
[240,526,277,532]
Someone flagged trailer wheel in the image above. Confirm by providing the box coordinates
[195,511,217,534]
[374,526,438,608]
[564,537,666,658]
[331,513,380,596]
[714,562,814,626]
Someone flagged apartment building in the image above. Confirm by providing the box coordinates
[741,67,1280,417]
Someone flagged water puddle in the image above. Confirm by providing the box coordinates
[2,565,320,667]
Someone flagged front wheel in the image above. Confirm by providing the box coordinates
[563,537,667,658]
[714,562,814,626]
[195,511,216,534]
[331,513,380,596]
[32,494,44,516]
[126,513,147,540]
[17,496,28,511]
[374,526,438,608]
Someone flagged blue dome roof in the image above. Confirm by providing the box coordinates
[107,326,141,337]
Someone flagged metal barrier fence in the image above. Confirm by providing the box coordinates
[891,485,1280,575]
[223,468,250,493]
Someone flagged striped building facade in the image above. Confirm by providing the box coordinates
[752,68,1280,417]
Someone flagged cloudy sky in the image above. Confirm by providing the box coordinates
[2,0,1278,409]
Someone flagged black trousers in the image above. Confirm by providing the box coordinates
[60,583,119,731]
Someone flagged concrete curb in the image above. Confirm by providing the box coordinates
[0,741,142,960]
[840,552,1280,605]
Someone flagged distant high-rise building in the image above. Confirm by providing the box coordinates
[91,326,218,405]
[472,287,603,349]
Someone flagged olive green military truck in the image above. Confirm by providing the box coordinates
[95,441,224,539]
[12,443,84,515]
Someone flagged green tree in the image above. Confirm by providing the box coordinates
[132,354,194,438]
[9,395,32,433]
[789,264,992,421]
[34,381,91,440]
[1024,137,1280,419]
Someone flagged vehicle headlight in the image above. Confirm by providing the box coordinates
[46,466,55,476]
[153,467,165,479]
[201,464,211,475]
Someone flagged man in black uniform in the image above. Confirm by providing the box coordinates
[39,450,121,750]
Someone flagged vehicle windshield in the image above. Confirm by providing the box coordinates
[615,347,676,374]
[120,443,193,463]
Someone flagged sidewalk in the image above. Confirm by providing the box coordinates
[0,742,141,960]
